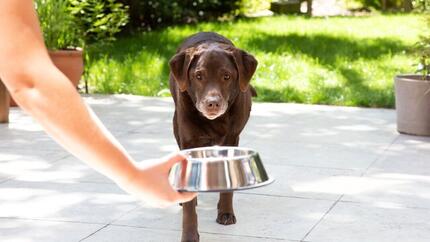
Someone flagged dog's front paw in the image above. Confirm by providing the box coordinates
[216,212,237,225]
[181,231,199,242]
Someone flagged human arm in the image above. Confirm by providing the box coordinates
[0,0,195,207]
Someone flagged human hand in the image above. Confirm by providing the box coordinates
[117,153,196,207]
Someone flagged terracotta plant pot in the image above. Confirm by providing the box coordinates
[10,48,84,107]
[395,74,430,136]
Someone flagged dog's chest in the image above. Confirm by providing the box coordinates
[196,115,238,145]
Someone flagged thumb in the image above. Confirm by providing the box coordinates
[174,191,197,204]
[164,153,187,168]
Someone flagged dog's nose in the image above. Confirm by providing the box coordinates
[205,96,221,112]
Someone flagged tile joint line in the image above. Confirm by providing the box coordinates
[300,194,344,241]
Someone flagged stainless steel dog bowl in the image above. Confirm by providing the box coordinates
[169,146,274,192]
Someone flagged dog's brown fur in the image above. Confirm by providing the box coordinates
[169,32,257,242]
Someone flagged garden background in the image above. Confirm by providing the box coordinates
[37,0,429,108]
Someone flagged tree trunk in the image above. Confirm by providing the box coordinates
[307,0,312,16]
[382,0,387,11]
[403,0,413,12]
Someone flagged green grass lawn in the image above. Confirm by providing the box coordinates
[86,14,425,108]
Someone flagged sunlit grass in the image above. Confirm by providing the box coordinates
[86,14,424,108]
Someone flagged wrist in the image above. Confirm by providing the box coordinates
[111,159,139,188]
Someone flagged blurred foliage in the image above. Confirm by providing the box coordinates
[412,0,429,12]
[344,0,429,11]
[415,16,430,79]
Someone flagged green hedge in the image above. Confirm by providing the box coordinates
[118,0,243,31]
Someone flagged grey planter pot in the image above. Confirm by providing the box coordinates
[395,74,430,136]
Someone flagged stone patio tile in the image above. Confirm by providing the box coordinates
[85,95,174,135]
[0,180,138,224]
[0,217,103,242]
[0,175,10,183]
[82,225,292,242]
[341,135,430,209]
[247,139,389,171]
[366,134,430,176]
[341,172,430,210]
[0,116,63,151]
[242,103,397,145]
[116,132,178,161]
[305,202,430,242]
[0,150,69,179]
[1,95,429,242]
[12,155,113,184]
[239,164,360,201]
[113,193,334,241]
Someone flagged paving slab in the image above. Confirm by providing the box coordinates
[239,164,359,201]
[113,193,335,241]
[0,95,429,242]
[305,202,430,242]
[12,155,113,184]
[367,134,430,176]
[0,179,138,224]
[81,225,293,242]
[0,109,63,151]
[247,139,388,170]
[0,217,103,242]
[342,134,430,209]
[0,149,69,179]
[84,95,174,135]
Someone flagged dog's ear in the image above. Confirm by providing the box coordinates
[169,48,195,92]
[230,48,258,92]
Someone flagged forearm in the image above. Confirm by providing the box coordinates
[0,0,137,185]
[12,67,137,184]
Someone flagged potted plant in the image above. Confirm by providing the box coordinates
[10,0,83,106]
[10,0,129,106]
[394,17,430,136]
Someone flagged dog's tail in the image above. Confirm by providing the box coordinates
[250,86,257,97]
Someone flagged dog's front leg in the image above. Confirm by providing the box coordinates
[216,136,239,225]
[217,192,236,225]
[181,187,199,242]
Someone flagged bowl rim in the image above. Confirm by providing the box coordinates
[175,177,275,192]
[179,146,258,162]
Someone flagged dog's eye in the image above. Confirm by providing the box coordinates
[224,74,230,81]
[196,73,202,80]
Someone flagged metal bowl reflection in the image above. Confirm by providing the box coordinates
[169,146,274,192]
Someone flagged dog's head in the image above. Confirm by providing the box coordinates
[169,43,257,120]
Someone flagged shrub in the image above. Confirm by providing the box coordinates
[416,16,430,79]
[118,0,242,31]
[68,0,129,46]
[35,0,129,49]
[35,0,81,49]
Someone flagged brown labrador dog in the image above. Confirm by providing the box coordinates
[169,32,258,242]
